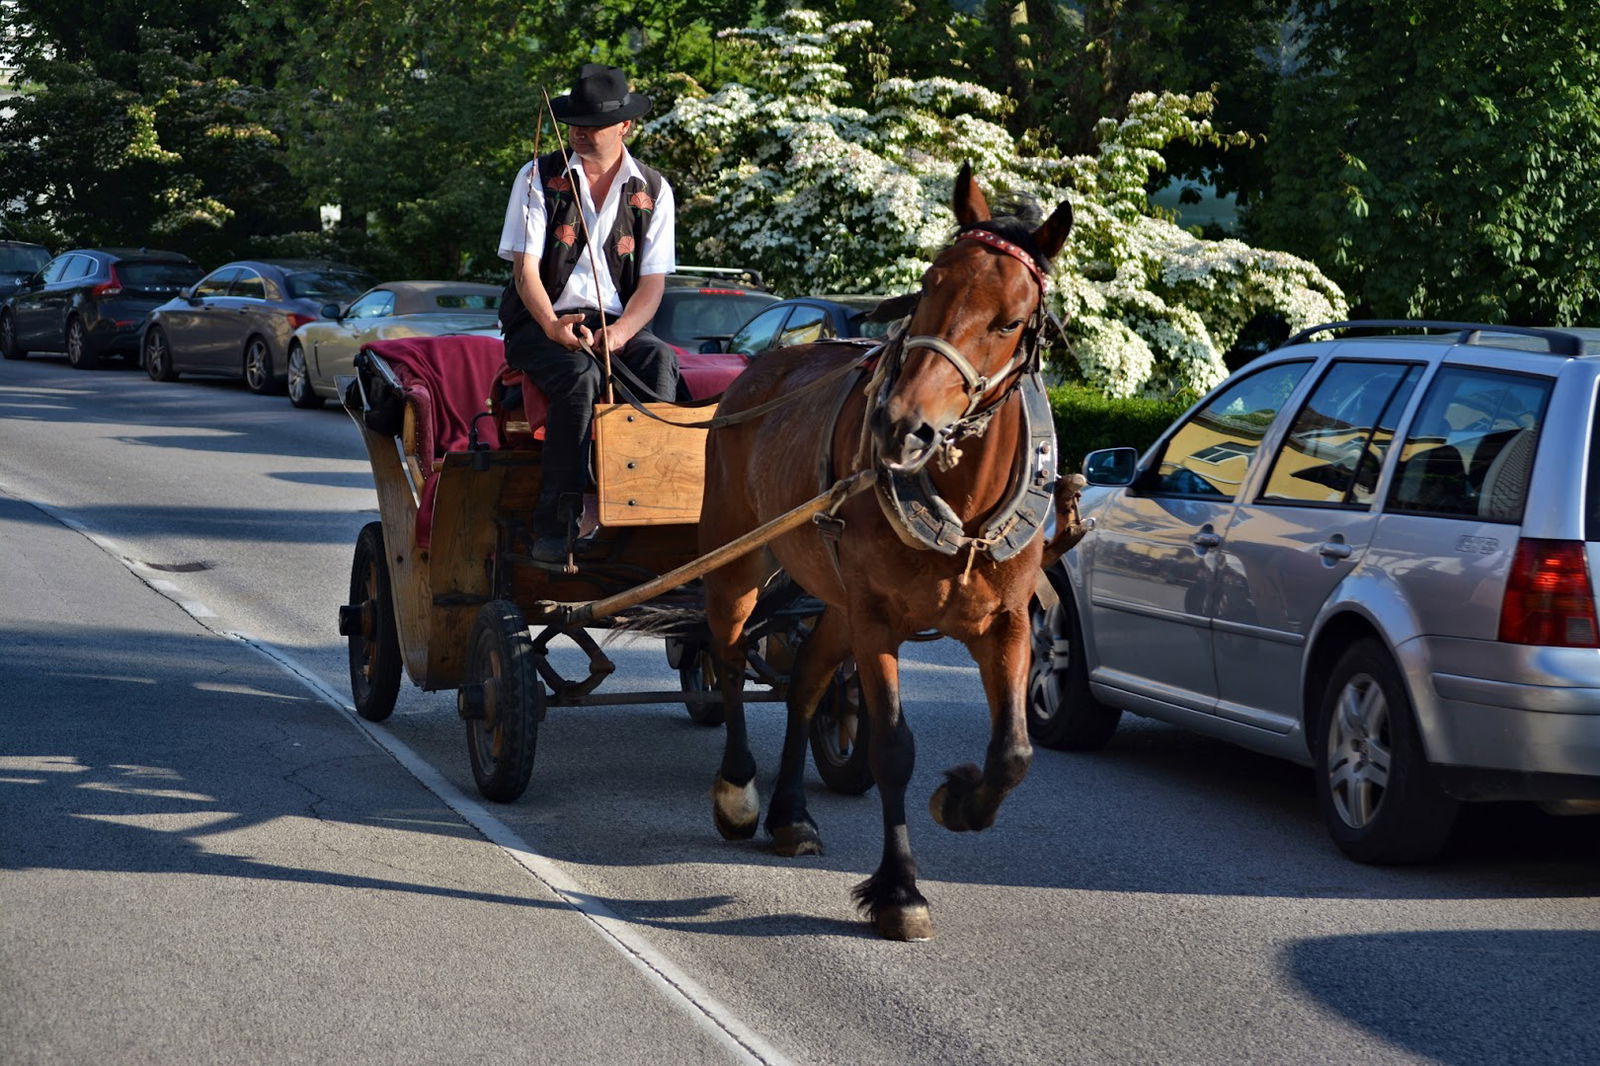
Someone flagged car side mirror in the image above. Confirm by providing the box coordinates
[321,303,343,320]
[179,286,198,303]
[697,337,725,354]
[1083,447,1138,486]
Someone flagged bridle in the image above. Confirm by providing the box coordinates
[880,226,1052,429]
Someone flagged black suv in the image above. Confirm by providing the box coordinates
[0,240,52,303]
[1,248,204,369]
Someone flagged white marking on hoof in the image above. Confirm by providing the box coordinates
[712,777,759,840]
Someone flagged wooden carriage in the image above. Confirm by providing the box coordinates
[336,335,870,802]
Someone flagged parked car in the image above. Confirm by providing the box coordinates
[0,240,51,302]
[1030,319,1600,864]
[285,281,501,409]
[722,295,896,356]
[649,267,779,353]
[140,259,376,393]
[1,248,202,368]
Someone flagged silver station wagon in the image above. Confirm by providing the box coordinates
[1031,320,1600,863]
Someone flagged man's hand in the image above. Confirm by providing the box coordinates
[545,312,588,351]
[571,320,637,355]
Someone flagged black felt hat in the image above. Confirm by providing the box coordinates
[550,64,652,127]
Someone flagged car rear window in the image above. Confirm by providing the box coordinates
[120,261,203,292]
[286,270,377,301]
[1387,366,1550,521]
[0,246,50,275]
[653,291,779,347]
[434,293,499,310]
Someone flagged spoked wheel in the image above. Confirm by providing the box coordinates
[1026,582,1120,750]
[0,312,25,360]
[143,326,179,381]
[1314,638,1458,864]
[342,522,402,722]
[809,657,873,794]
[243,335,280,394]
[462,600,543,803]
[286,342,325,409]
[677,646,726,726]
[65,317,99,370]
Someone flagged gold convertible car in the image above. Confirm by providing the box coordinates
[285,280,501,409]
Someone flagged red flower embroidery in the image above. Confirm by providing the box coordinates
[546,174,573,193]
[616,234,637,258]
[627,190,654,212]
[553,223,577,247]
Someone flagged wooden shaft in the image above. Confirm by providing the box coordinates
[566,469,878,626]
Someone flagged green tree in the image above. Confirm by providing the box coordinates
[1252,0,1600,322]
[643,10,1344,396]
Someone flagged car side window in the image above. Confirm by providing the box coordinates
[195,268,240,298]
[1387,366,1551,521]
[66,256,97,280]
[40,256,72,284]
[346,291,395,319]
[728,307,792,355]
[230,270,266,300]
[777,305,827,348]
[1261,361,1423,507]
[1150,361,1312,500]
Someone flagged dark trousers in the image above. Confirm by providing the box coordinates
[504,311,679,526]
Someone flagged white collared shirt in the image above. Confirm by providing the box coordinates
[497,147,677,317]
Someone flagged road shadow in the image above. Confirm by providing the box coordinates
[1284,929,1600,1063]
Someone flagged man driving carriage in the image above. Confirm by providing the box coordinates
[497,63,681,564]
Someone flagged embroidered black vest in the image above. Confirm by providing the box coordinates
[500,149,666,334]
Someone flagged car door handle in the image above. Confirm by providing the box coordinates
[1318,541,1353,560]
[1192,531,1222,549]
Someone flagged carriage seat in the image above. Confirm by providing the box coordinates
[359,335,750,548]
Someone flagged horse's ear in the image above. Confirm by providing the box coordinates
[952,161,991,226]
[866,292,919,323]
[1032,198,1074,259]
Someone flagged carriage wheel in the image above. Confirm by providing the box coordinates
[809,657,874,795]
[462,600,543,803]
[344,522,402,722]
[677,646,726,727]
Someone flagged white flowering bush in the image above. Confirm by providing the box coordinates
[640,10,1346,397]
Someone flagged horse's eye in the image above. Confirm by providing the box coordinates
[999,319,1024,335]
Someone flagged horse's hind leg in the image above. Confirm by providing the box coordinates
[932,607,1034,832]
[848,623,934,941]
[765,606,850,856]
[704,549,767,840]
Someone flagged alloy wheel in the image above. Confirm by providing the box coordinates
[244,338,271,392]
[1325,671,1393,830]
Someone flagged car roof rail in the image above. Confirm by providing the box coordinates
[1284,319,1586,357]
[675,264,766,287]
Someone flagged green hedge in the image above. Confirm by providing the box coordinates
[1048,383,1194,473]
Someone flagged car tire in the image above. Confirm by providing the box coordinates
[1027,580,1121,750]
[65,317,99,370]
[286,342,325,409]
[0,312,25,360]
[143,326,179,381]
[243,335,282,395]
[1313,637,1459,864]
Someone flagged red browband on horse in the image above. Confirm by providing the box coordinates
[956,228,1048,291]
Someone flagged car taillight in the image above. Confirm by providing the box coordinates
[287,312,317,329]
[1498,539,1600,647]
[91,266,123,298]
[698,287,746,295]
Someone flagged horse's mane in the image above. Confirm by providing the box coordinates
[955,198,1051,273]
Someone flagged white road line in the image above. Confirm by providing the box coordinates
[5,486,797,1066]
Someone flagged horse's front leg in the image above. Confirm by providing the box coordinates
[765,606,849,856]
[848,624,934,941]
[932,605,1034,832]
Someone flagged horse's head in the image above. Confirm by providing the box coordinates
[873,164,1072,474]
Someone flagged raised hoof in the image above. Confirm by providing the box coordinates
[928,763,985,832]
[874,904,935,942]
[769,822,823,857]
[712,777,759,840]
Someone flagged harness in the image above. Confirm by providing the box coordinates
[816,226,1060,583]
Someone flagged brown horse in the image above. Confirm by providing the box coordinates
[698,165,1074,940]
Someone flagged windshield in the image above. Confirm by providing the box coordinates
[119,261,203,292]
[0,245,50,276]
[286,270,377,301]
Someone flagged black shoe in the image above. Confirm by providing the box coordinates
[528,531,568,564]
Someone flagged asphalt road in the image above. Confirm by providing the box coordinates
[3,354,1599,1065]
